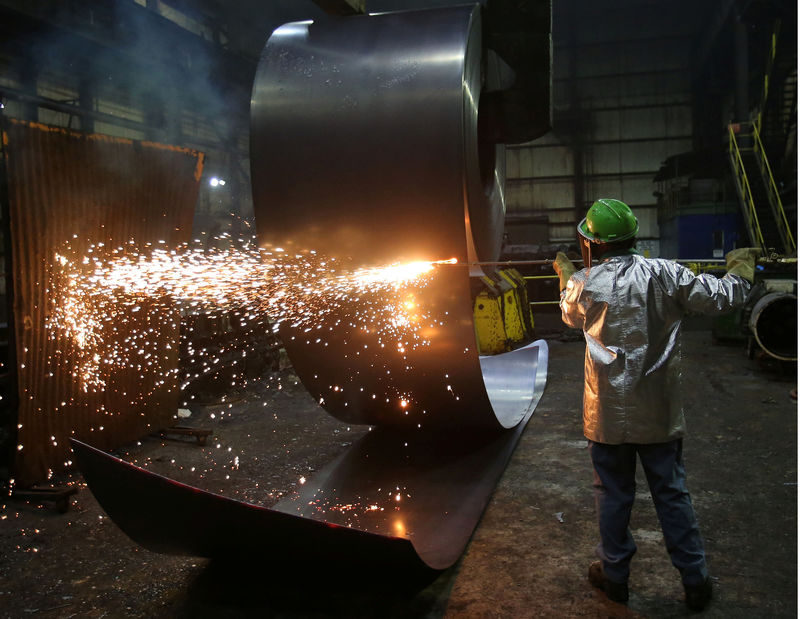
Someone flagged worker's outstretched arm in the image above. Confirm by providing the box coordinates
[725,247,761,283]
[557,260,586,329]
[552,251,577,291]
[671,249,757,314]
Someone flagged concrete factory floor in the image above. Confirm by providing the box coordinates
[1,320,796,618]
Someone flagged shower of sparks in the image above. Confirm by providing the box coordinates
[46,237,455,393]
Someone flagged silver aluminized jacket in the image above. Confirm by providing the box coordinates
[561,253,750,444]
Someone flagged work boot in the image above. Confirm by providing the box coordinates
[684,577,712,611]
[588,560,629,603]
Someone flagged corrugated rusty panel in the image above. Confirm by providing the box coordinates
[3,119,204,485]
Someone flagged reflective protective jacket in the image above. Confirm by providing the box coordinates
[560,253,750,444]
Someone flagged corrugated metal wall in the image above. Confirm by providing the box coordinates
[3,119,203,485]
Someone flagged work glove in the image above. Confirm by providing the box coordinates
[552,251,576,291]
[725,247,761,283]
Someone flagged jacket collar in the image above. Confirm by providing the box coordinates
[600,247,640,260]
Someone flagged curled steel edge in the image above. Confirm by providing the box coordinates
[748,292,797,361]
[70,340,547,571]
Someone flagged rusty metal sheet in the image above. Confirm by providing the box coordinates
[3,119,203,484]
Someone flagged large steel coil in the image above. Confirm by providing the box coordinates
[73,4,549,572]
[250,5,537,431]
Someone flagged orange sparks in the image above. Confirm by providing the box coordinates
[46,238,453,396]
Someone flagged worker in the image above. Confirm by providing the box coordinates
[551,198,758,611]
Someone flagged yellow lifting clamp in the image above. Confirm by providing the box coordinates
[473,277,507,355]
[472,268,536,355]
[497,268,536,339]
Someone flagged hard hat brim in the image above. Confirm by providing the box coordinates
[577,218,638,244]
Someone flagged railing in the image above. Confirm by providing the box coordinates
[751,121,795,252]
[754,19,781,137]
[732,25,795,255]
[728,124,767,254]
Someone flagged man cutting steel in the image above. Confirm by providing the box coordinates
[552,198,758,611]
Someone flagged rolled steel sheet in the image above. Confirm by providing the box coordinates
[73,5,551,572]
[251,5,527,431]
[251,4,505,266]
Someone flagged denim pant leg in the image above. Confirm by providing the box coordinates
[589,441,637,584]
[638,439,708,586]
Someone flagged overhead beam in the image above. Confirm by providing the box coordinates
[312,0,365,16]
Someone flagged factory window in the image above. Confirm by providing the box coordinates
[712,230,724,258]
[95,98,145,124]
[148,0,216,43]
[135,0,228,46]
[38,109,74,129]
[93,121,146,141]
[0,74,19,97]
[0,100,24,119]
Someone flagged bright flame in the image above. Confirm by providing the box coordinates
[351,258,457,287]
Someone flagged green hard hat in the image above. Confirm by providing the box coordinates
[578,198,639,243]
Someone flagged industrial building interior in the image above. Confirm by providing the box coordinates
[0,0,796,617]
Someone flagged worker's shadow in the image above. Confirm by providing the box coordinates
[180,555,452,617]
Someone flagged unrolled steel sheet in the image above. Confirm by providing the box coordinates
[71,339,547,570]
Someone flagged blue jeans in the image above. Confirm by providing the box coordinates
[589,439,708,586]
